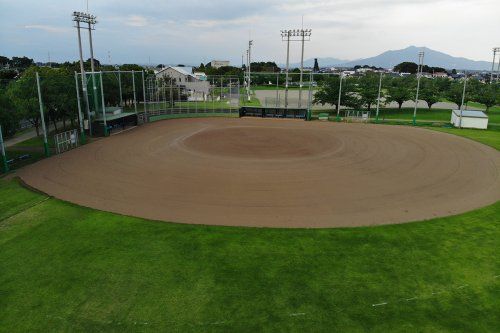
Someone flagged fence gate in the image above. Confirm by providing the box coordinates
[55,129,79,154]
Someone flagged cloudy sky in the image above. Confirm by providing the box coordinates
[0,0,498,65]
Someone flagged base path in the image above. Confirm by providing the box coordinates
[19,118,500,228]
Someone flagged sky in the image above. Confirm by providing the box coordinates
[0,0,499,66]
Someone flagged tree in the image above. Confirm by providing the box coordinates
[7,67,41,135]
[474,82,499,112]
[313,76,357,111]
[0,86,19,138]
[10,56,34,69]
[386,77,413,109]
[419,78,442,109]
[357,73,382,111]
[447,79,472,109]
[394,62,418,74]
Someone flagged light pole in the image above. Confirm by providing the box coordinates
[72,11,95,136]
[375,72,383,123]
[281,29,311,109]
[413,51,425,126]
[491,47,499,83]
[247,40,253,102]
[298,29,312,108]
[336,73,343,122]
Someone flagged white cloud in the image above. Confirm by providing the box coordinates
[126,15,149,27]
[24,25,69,33]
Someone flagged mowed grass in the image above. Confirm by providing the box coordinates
[429,127,500,150]
[0,177,499,332]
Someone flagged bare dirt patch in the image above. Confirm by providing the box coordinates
[19,118,500,228]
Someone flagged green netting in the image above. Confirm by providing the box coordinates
[85,73,104,115]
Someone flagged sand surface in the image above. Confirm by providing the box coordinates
[19,118,500,228]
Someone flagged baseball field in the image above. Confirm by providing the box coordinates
[1,118,499,332]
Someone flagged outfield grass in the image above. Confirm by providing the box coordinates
[1,182,500,331]
[429,127,500,150]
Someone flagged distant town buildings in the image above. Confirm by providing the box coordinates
[210,60,230,69]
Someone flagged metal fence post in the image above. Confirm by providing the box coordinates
[36,72,50,157]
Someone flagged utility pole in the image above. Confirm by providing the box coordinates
[413,50,425,126]
[72,11,94,135]
[281,30,291,108]
[375,72,383,123]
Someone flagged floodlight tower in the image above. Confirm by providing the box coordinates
[490,47,500,83]
[281,30,292,108]
[72,11,97,137]
[412,50,425,126]
[281,29,311,108]
[298,29,311,108]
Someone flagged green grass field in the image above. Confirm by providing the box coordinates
[1,125,499,332]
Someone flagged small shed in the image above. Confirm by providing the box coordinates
[450,110,488,129]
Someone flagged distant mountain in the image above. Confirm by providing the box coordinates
[287,46,492,71]
[338,46,492,70]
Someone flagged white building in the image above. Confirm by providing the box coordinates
[156,66,210,100]
[433,72,448,78]
[450,110,488,129]
[210,60,230,69]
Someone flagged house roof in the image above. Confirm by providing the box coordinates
[452,109,488,119]
[157,66,194,77]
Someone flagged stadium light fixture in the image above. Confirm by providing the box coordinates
[281,28,312,108]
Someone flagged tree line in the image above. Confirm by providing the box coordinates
[0,61,147,139]
[313,73,499,113]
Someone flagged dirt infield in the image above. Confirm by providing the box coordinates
[19,118,500,228]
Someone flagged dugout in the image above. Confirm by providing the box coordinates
[239,106,308,119]
[92,107,138,136]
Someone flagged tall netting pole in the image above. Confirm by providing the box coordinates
[0,125,8,173]
[142,70,147,122]
[336,74,343,122]
[132,70,138,116]
[375,72,383,123]
[99,72,108,136]
[307,72,313,121]
[74,71,86,144]
[36,72,50,157]
[118,70,123,107]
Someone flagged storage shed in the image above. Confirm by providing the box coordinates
[450,110,488,129]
